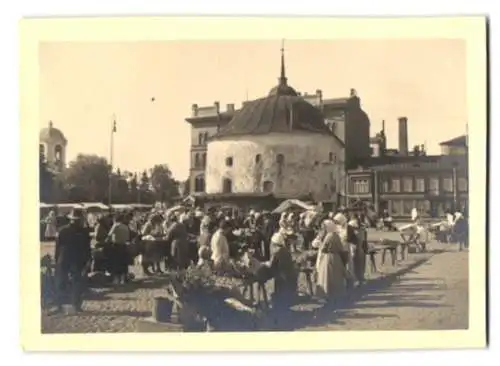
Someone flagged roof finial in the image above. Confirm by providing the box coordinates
[49,120,53,128]
[279,39,287,85]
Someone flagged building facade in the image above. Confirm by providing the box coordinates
[301,88,371,168]
[185,104,236,194]
[206,132,344,202]
[346,136,469,218]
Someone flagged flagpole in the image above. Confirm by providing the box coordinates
[108,115,116,207]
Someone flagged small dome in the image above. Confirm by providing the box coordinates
[39,121,66,143]
[268,83,298,97]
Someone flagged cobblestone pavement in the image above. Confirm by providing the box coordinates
[301,246,468,331]
[40,233,468,333]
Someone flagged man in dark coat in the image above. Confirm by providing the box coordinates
[52,208,91,314]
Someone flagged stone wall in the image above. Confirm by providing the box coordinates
[205,132,345,200]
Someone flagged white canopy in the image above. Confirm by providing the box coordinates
[129,203,153,209]
[110,204,133,210]
[272,199,316,214]
[40,203,55,209]
[56,203,84,208]
[80,202,109,210]
[165,204,185,216]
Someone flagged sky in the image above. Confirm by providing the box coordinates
[39,39,467,181]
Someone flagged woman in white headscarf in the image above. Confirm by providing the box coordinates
[279,212,289,230]
[44,210,58,240]
[315,219,346,304]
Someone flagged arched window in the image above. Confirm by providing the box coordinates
[329,152,334,162]
[204,132,209,144]
[54,145,63,162]
[225,157,233,167]
[276,154,285,164]
[39,144,45,158]
[201,153,207,167]
[255,154,262,164]
[194,175,205,192]
[222,178,232,193]
[262,180,274,193]
[198,133,203,145]
[194,153,200,168]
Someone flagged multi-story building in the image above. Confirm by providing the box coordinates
[439,135,468,156]
[185,103,236,194]
[346,134,469,218]
[185,86,372,197]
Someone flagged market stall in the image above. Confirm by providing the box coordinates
[272,199,316,214]
[80,202,109,213]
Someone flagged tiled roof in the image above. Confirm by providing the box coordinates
[439,135,467,147]
[211,94,335,139]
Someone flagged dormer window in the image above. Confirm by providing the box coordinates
[225,157,233,167]
[255,154,262,164]
[276,154,285,164]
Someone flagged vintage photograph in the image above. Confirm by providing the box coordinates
[37,36,472,334]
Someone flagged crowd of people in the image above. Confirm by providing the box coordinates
[43,203,468,316]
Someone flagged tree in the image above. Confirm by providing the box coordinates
[62,154,110,202]
[138,170,152,204]
[128,172,139,203]
[39,150,54,202]
[110,168,130,203]
[149,164,180,204]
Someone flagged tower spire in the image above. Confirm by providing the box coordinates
[279,39,287,85]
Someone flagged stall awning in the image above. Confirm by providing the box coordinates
[80,202,109,210]
[272,199,316,214]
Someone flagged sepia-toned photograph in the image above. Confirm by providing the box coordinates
[20,16,487,351]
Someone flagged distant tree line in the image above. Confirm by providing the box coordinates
[39,151,189,205]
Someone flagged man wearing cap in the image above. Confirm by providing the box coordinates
[52,208,91,314]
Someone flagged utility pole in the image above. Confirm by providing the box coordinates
[108,115,117,207]
[452,165,458,209]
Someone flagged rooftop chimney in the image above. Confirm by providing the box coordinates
[214,101,220,113]
[226,103,235,113]
[191,104,199,117]
[398,117,409,156]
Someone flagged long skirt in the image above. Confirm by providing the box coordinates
[110,243,129,276]
[353,247,366,284]
[171,239,190,270]
[316,253,345,300]
[44,223,57,239]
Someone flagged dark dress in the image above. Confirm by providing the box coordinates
[269,243,298,311]
[166,222,190,270]
[348,226,367,285]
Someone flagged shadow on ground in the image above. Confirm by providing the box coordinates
[277,253,447,331]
